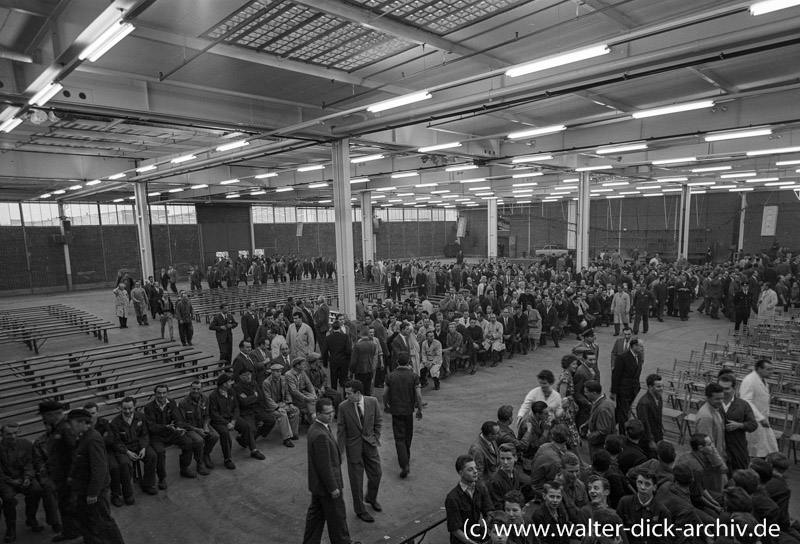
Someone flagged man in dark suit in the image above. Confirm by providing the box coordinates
[582,380,615,462]
[325,322,352,392]
[301,398,358,544]
[467,421,500,483]
[240,302,259,345]
[635,374,663,459]
[209,303,238,365]
[383,353,422,479]
[608,327,632,373]
[572,349,597,429]
[390,321,412,369]
[337,380,382,523]
[314,296,331,356]
[717,372,757,471]
[611,338,644,434]
[499,307,516,359]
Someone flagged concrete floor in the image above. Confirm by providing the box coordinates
[3,281,799,544]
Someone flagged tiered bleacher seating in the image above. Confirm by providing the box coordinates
[0,304,116,354]
[0,338,215,440]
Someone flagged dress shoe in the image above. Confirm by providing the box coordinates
[111,494,124,507]
[158,478,169,489]
[250,449,266,460]
[124,496,136,506]
[291,435,300,440]
[357,512,375,523]
[202,455,215,469]
[142,486,158,495]
[51,524,62,534]
[27,520,43,533]
[224,458,236,470]
[469,368,476,375]
[180,467,197,478]
[283,439,295,448]
[400,466,409,479]
[196,461,210,475]
[366,499,383,512]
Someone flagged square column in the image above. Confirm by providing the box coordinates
[678,185,692,261]
[487,198,498,261]
[332,139,356,319]
[576,172,591,270]
[134,182,154,281]
[360,192,375,263]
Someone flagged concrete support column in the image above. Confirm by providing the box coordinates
[487,199,498,261]
[58,201,73,290]
[738,193,746,255]
[677,185,692,261]
[249,206,256,257]
[133,183,155,280]
[576,172,591,270]
[360,192,375,264]
[332,139,356,319]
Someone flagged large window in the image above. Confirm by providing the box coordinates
[98,204,135,225]
[446,209,458,222]
[21,202,60,226]
[149,204,196,225]
[0,202,22,226]
[317,208,335,223]
[274,207,296,223]
[296,208,316,223]
[253,206,273,223]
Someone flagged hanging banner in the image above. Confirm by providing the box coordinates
[297,222,304,237]
[457,217,467,238]
[761,206,778,236]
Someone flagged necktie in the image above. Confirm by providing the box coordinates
[357,403,364,427]
[624,340,629,352]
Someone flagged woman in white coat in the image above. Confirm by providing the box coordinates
[739,359,779,457]
[113,283,130,328]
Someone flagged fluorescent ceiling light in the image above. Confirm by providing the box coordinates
[388,199,403,202]
[29,82,63,107]
[350,177,369,184]
[662,188,682,192]
[620,191,642,195]
[507,126,565,140]
[168,188,184,193]
[710,184,737,189]
[596,143,648,154]
[367,91,431,113]
[750,0,800,16]
[0,117,23,133]
[415,183,438,188]
[746,146,800,157]
[431,189,450,194]
[481,196,498,200]
[220,179,240,185]
[53,190,66,195]
[602,181,629,187]
[512,182,538,187]
[655,177,688,182]
[643,193,661,198]
[136,165,157,173]
[191,184,208,190]
[705,128,772,142]
[171,154,196,164]
[371,194,385,199]
[506,45,610,78]
[514,194,533,198]
[403,202,416,206]
[112,198,124,203]
[226,194,241,199]
[652,157,697,165]
[590,188,612,193]
[559,186,577,190]
[516,200,532,204]
[255,173,278,179]
[576,165,613,172]
[148,192,160,197]
[512,172,544,178]
[381,204,393,207]
[446,164,478,172]
[776,159,800,166]
[442,194,459,199]
[466,203,479,207]
[429,200,443,204]
[563,178,579,182]
[688,181,715,186]
[391,172,418,179]
[730,187,754,192]
[79,21,135,62]
[720,172,756,178]
[745,177,780,183]
[276,187,294,192]
[607,195,625,199]
[69,185,82,191]
[637,185,661,190]
[765,181,796,186]
[512,189,534,193]
[351,154,384,163]
[86,180,101,186]
[455,198,471,202]
[414,204,427,207]
[632,100,714,119]
[512,155,554,163]
[459,178,487,184]
[475,192,494,196]
[40,193,51,199]
[691,166,731,172]
[108,173,126,180]
[376,186,396,192]
[542,198,559,202]
[468,186,491,191]
[418,142,461,153]
[397,193,414,197]
[216,140,249,152]
[691,190,707,195]
[308,182,328,189]
[298,164,325,172]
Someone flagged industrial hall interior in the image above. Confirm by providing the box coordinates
[2,0,800,544]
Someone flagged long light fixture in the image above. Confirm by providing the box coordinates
[108,173,127,180]
[112,198,124,203]
[40,193,52,199]
[655,177,688,182]
[298,164,325,172]
[371,194,385,199]
[750,0,800,16]
[602,181,629,187]
[148,191,160,197]
[637,185,661,190]
[512,172,544,178]
[445,164,478,172]
[776,159,800,166]
[308,182,328,189]
[745,177,780,183]
[576,165,613,172]
[720,172,757,178]
[376,186,397,192]
[590,188,612,193]
[607,195,625,199]
[397,192,414,197]
[366,91,431,113]
[86,180,101,186]
[216,140,249,152]
[276,187,294,192]
[705,128,772,142]
[596,143,648,154]
[69,185,83,191]
[468,186,491,191]
[136,165,157,173]
[415,183,438,188]
[661,188,682,192]
[350,177,369,184]
[53,190,66,195]
[29,82,63,107]
[691,166,731,172]
[652,157,697,165]
[0,117,23,133]
[512,183,538,188]
[507,126,565,140]
[512,155,554,163]
[746,146,800,156]
[220,179,240,185]
[418,142,461,153]
[631,100,714,119]
[251,190,267,195]
[765,181,797,186]
[459,178,486,184]
[225,194,241,199]
[506,45,610,78]
[255,172,277,179]
[351,154,384,163]
[168,188,184,193]
[191,184,208,190]
[730,187,754,192]
[79,21,136,62]
[391,172,418,179]
[171,154,197,164]
[431,189,450,194]
[688,181,716,186]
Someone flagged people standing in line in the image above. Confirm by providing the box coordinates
[383,353,423,479]
[112,283,130,329]
[210,303,238,365]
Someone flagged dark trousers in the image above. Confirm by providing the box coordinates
[615,396,634,434]
[211,418,254,460]
[185,429,220,462]
[218,339,233,364]
[108,453,133,498]
[75,489,126,544]
[241,412,277,441]
[55,484,81,538]
[633,312,648,334]
[39,478,60,527]
[734,312,750,331]
[120,447,157,489]
[330,361,348,391]
[178,322,193,344]
[391,414,414,469]
[355,372,374,397]
[0,481,42,524]
[301,492,352,544]
[151,434,195,479]
[346,444,382,515]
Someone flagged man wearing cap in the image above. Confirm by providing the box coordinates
[109,397,158,495]
[233,369,276,450]
[306,353,344,414]
[0,423,44,542]
[83,402,132,508]
[286,358,319,425]
[209,303,238,364]
[176,380,219,472]
[144,384,201,485]
[36,400,79,541]
[262,364,301,448]
[65,409,126,544]
[208,373,263,470]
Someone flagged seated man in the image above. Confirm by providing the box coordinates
[144,384,200,488]
[233,368,277,443]
[262,363,301,448]
[529,481,584,544]
[581,475,626,541]
[176,380,220,471]
[0,423,44,541]
[285,358,318,425]
[84,402,133,508]
[109,397,158,495]
[208,373,264,470]
[616,470,671,544]
[304,353,343,414]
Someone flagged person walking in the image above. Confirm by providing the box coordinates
[112,284,130,329]
[209,304,238,365]
[383,353,423,479]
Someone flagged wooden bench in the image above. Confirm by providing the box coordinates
[0,304,116,353]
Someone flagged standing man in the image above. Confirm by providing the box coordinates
[350,329,378,397]
[314,296,331,355]
[631,283,655,335]
[675,274,692,321]
[739,359,780,458]
[383,353,423,479]
[325,322,353,393]
[301,398,357,544]
[609,327,632,374]
[209,304,238,365]
[338,380,383,523]
[582,381,616,462]
[611,339,644,434]
[636,374,664,459]
[695,383,727,463]
[175,291,194,346]
[130,280,149,326]
[288,312,316,361]
[444,455,492,544]
[717,372,757,472]
[610,283,631,336]
[733,280,754,331]
[241,302,259,346]
[65,409,126,544]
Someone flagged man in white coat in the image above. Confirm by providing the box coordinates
[757,282,778,319]
[739,359,779,457]
[288,312,315,361]
[610,283,631,337]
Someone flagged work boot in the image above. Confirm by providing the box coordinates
[202,455,215,469]
[196,461,210,475]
